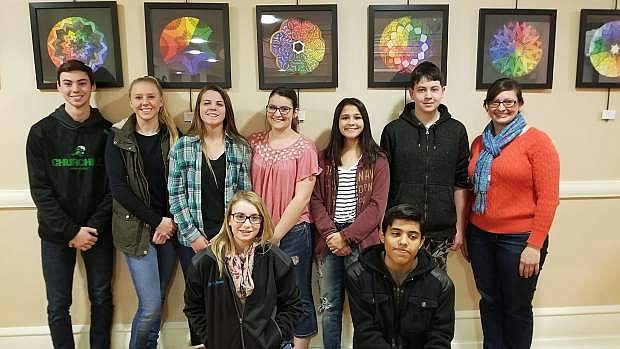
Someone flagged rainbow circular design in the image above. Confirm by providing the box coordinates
[47,16,108,71]
[159,17,216,76]
[379,16,431,74]
[588,20,620,77]
[269,17,326,74]
[489,21,543,77]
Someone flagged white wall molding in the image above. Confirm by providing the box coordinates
[0,189,34,208]
[560,180,620,199]
[1,305,618,348]
[3,181,620,209]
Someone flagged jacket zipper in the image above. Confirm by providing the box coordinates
[225,264,247,349]
[239,303,246,349]
[424,128,430,223]
[393,285,405,349]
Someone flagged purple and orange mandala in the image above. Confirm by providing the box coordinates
[269,17,326,74]
[47,16,108,71]
[489,21,543,78]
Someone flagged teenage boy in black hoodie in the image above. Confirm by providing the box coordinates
[380,61,469,270]
[346,204,455,349]
[26,60,113,349]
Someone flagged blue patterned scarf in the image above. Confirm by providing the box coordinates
[472,113,526,214]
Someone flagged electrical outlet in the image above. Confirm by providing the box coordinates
[298,110,306,122]
[602,109,616,120]
[183,111,194,122]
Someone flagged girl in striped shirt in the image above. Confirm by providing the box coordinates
[310,98,390,349]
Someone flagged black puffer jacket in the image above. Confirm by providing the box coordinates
[346,245,455,349]
[184,244,302,349]
[380,102,469,239]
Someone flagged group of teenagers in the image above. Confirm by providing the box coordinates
[26,59,560,349]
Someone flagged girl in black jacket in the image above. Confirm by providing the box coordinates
[184,191,303,349]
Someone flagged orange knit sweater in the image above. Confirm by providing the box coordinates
[468,127,560,248]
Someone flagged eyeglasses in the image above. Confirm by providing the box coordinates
[266,104,293,115]
[230,212,263,225]
[488,99,517,109]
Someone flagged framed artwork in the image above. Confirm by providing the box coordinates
[368,5,449,88]
[145,3,231,89]
[476,9,556,90]
[29,1,123,89]
[256,5,338,90]
[576,9,620,88]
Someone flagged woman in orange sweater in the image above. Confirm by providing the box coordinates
[466,78,560,349]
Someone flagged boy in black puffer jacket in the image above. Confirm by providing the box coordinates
[346,204,455,349]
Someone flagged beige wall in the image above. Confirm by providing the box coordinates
[1,0,619,328]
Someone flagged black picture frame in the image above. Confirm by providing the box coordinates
[476,8,556,90]
[368,5,449,88]
[29,1,123,89]
[144,3,231,89]
[256,4,338,90]
[576,9,620,88]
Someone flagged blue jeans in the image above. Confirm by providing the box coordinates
[41,237,114,349]
[317,225,359,349]
[467,224,549,349]
[278,222,318,338]
[125,238,189,349]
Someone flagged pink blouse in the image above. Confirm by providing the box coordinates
[249,131,321,226]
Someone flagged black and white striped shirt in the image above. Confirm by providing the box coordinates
[334,159,359,223]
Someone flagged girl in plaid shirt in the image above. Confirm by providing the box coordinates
[168,85,252,347]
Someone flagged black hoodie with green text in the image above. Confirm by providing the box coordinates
[26,104,112,244]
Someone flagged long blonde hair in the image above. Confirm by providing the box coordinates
[209,191,274,275]
[187,85,244,188]
[129,76,179,148]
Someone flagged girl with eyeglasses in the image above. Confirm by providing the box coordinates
[309,98,389,349]
[168,85,252,347]
[465,78,560,349]
[248,87,320,349]
[105,76,181,348]
[184,190,302,349]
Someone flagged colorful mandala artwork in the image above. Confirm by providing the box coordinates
[269,17,326,74]
[378,16,431,74]
[588,20,620,78]
[47,16,108,71]
[159,17,216,76]
[489,21,543,77]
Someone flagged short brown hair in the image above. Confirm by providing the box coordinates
[483,78,524,108]
[410,61,445,88]
[56,60,94,85]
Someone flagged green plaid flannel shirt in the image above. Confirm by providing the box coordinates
[168,134,252,246]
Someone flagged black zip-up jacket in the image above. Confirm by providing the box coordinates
[380,103,469,239]
[184,244,303,349]
[346,245,455,349]
[26,105,112,244]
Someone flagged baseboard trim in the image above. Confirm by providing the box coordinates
[1,305,618,348]
[2,180,619,209]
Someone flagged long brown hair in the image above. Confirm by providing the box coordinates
[129,76,179,147]
[324,97,380,167]
[188,85,242,138]
[187,85,243,187]
[210,191,274,275]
